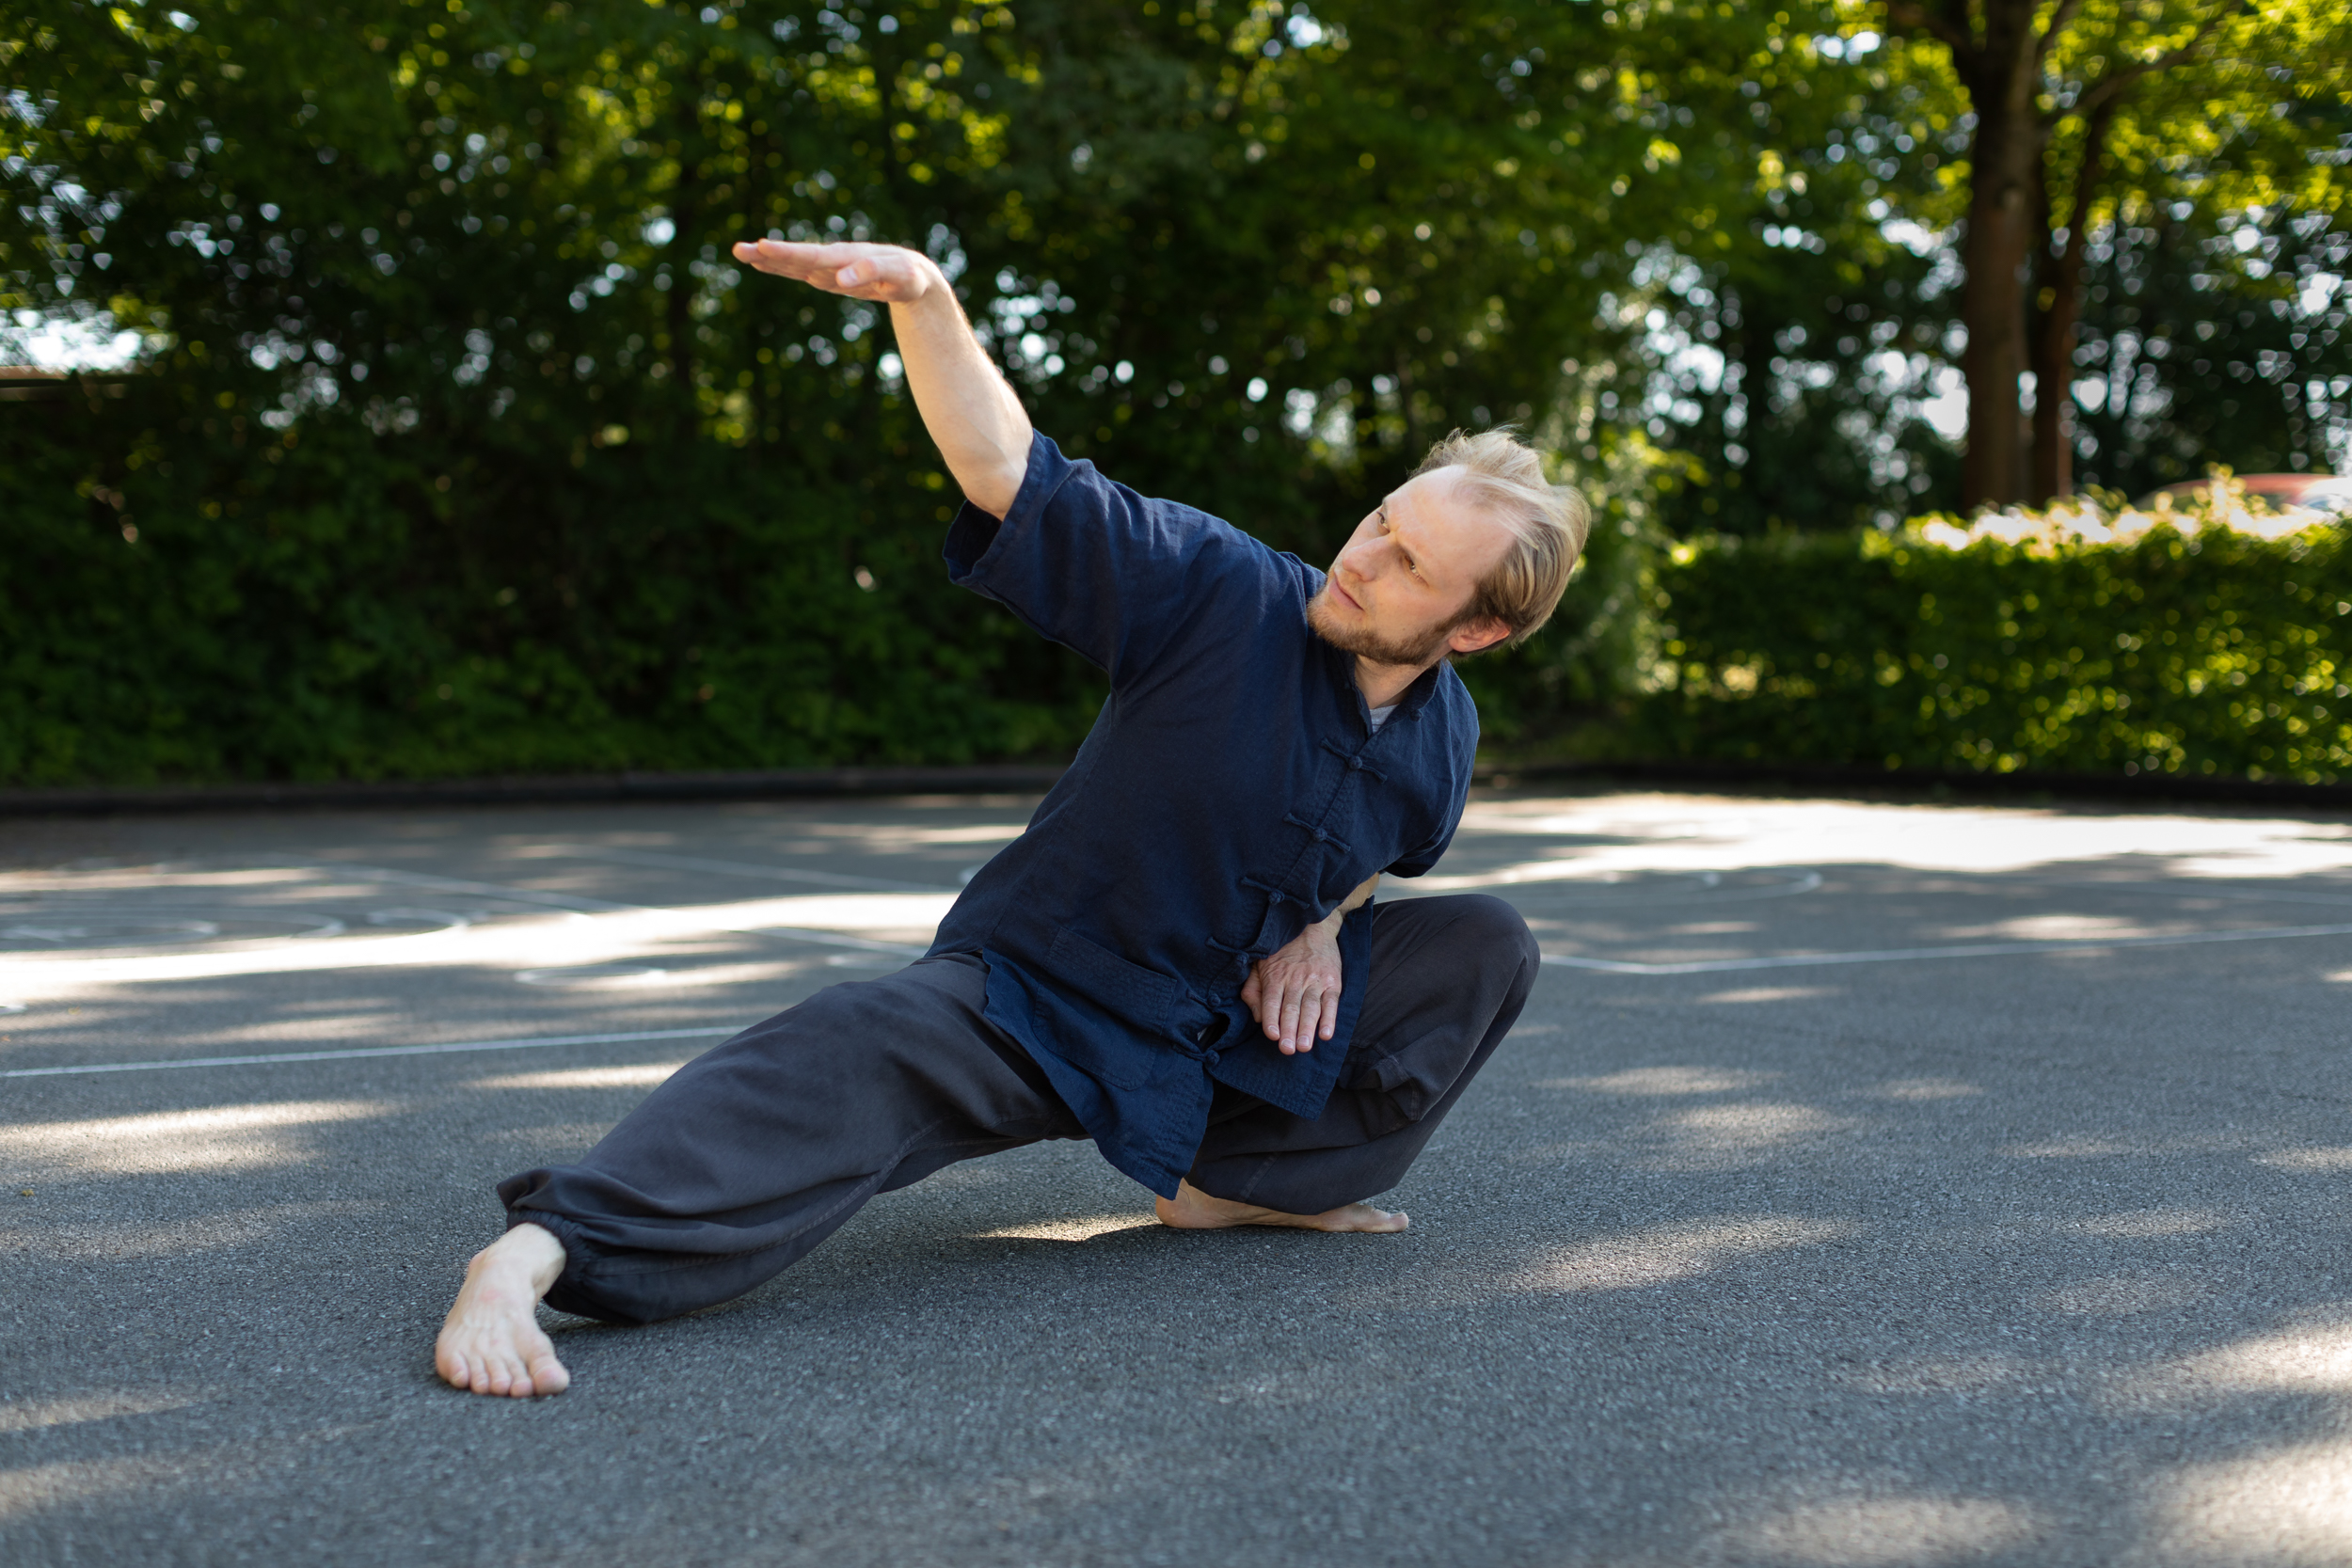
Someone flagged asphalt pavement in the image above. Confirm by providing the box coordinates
[4,787,2352,1567]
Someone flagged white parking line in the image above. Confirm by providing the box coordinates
[1416,867,1825,900]
[0,1025,740,1080]
[532,845,946,894]
[278,860,629,913]
[1542,921,2352,975]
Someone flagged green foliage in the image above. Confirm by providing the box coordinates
[0,0,1847,784]
[1454,429,1688,750]
[1854,0,2352,506]
[2,0,2344,786]
[0,381,1099,784]
[4,0,1132,783]
[2068,207,2352,493]
[1631,511,2352,783]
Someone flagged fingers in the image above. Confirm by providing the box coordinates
[1248,955,1344,1054]
[1266,974,1322,1054]
[730,239,926,302]
[1260,968,1291,1043]
[1282,979,1316,1055]
[730,238,831,279]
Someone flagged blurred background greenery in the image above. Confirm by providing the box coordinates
[3,0,2347,784]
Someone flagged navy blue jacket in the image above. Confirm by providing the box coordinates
[928,434,1479,1196]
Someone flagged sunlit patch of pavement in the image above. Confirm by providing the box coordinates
[7,788,2352,1565]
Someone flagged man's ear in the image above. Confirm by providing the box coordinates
[1447,617,1513,657]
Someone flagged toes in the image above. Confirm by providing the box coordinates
[528,1355,570,1396]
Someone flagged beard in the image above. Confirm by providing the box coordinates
[1307,586,1462,668]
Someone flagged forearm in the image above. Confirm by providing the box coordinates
[890,281,1033,518]
[729,237,1034,516]
[1313,875,1380,937]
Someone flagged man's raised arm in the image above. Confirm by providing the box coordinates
[731,239,1033,517]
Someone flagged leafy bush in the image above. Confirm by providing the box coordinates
[0,381,1106,784]
[8,2,2342,789]
[0,375,1658,785]
[1629,486,2352,784]
[1,0,1724,787]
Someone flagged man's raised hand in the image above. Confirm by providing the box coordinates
[734,233,1032,517]
[730,239,939,304]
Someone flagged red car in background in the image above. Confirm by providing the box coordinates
[2137,474,2352,518]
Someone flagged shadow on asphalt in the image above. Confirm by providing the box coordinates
[4,797,2352,1564]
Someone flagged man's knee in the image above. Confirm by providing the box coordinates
[1375,892,1541,1007]
[1447,893,1542,985]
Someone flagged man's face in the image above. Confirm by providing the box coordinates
[1308,467,1516,669]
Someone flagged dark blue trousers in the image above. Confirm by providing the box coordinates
[500,894,1539,1324]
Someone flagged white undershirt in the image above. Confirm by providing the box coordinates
[1366,704,1398,734]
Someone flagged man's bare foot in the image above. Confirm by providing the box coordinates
[435,1224,571,1398]
[1153,1178,1408,1233]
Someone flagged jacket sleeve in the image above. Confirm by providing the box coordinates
[944,432,1281,688]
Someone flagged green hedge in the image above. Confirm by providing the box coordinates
[0,384,1108,785]
[1629,507,2352,784]
[0,380,1641,787]
[14,368,2343,793]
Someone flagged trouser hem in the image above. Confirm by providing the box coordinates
[500,1209,628,1324]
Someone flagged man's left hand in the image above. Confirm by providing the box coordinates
[1242,923,1344,1056]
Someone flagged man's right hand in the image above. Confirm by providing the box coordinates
[730,240,942,304]
[1242,921,1345,1057]
[731,237,1032,517]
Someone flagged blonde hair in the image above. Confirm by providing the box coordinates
[1412,428,1592,650]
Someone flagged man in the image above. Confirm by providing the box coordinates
[435,238,1591,1397]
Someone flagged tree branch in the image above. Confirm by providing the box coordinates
[2059,97,2121,254]
[2036,0,2087,65]
[1885,0,1979,62]
[2026,93,2120,501]
[2066,2,2239,122]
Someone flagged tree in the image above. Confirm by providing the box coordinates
[37,0,2318,783]
[1633,27,1974,537]
[1,0,1867,781]
[2065,203,2352,493]
[1878,0,2351,506]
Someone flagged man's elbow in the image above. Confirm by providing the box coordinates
[959,459,1029,520]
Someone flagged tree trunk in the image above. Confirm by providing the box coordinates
[1889,0,2233,507]
[2027,98,2118,504]
[1953,0,2047,511]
